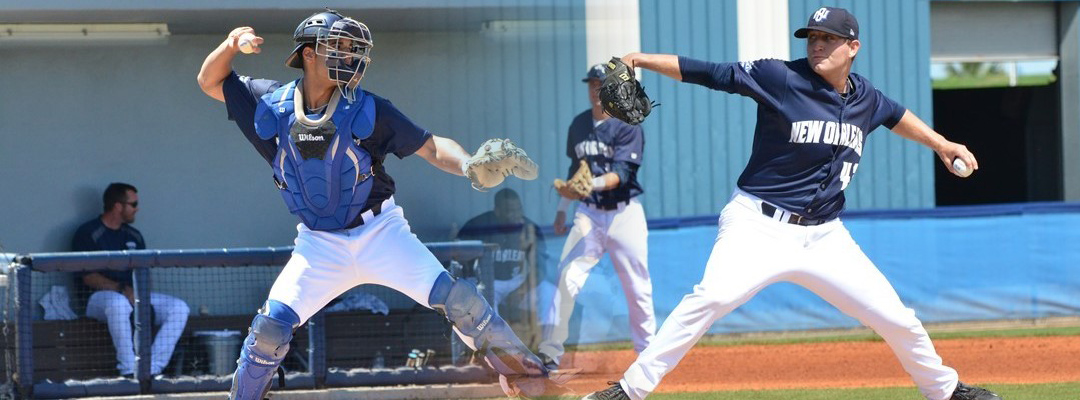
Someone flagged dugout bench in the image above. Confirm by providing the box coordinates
[9,243,495,399]
[29,308,453,383]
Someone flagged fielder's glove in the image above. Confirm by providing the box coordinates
[553,160,593,200]
[464,138,539,191]
[599,56,656,125]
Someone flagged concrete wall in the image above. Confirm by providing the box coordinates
[4,0,1075,254]
[0,10,587,252]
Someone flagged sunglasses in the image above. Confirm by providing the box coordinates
[124,201,139,208]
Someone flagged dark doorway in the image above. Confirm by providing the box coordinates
[932,83,1062,205]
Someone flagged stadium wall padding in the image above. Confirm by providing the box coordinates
[549,202,1080,345]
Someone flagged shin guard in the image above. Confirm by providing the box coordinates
[229,301,300,400]
[429,273,549,396]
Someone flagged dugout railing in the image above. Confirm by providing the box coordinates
[3,242,498,399]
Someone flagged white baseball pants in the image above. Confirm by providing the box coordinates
[86,290,190,375]
[619,190,959,400]
[540,197,656,363]
[266,198,450,325]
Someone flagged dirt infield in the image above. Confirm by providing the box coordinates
[560,335,1080,394]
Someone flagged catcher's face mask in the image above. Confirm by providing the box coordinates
[315,18,373,102]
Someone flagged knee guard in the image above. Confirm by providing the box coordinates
[429,273,547,389]
[230,300,300,400]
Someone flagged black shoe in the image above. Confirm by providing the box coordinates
[950,381,1003,400]
[539,353,559,371]
[582,381,630,400]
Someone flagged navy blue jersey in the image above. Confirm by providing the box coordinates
[458,211,545,282]
[71,217,145,288]
[679,57,906,220]
[222,72,432,217]
[565,111,645,207]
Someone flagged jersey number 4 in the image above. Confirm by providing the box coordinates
[839,162,859,191]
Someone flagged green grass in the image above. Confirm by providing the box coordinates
[932,74,1056,90]
[513,326,1080,400]
[566,325,1080,352]
[505,382,1080,400]
[635,381,1080,400]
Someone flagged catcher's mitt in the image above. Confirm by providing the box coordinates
[599,56,655,125]
[464,138,539,191]
[553,160,593,200]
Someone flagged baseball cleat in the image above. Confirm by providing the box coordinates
[950,381,1003,400]
[548,367,580,383]
[498,367,581,398]
[581,381,630,400]
[539,353,559,371]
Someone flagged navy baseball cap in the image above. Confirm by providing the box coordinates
[582,63,606,82]
[794,7,859,40]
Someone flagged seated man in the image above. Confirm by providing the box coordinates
[457,188,548,347]
[71,182,190,377]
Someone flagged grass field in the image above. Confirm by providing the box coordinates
[501,382,1080,400]
[638,381,1080,400]
[932,74,1056,90]
[567,325,1080,352]
[530,325,1080,400]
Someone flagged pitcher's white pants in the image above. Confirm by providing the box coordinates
[619,190,959,400]
[539,198,656,363]
[86,290,190,375]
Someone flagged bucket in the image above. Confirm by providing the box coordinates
[194,330,243,376]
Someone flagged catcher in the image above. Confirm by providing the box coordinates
[539,64,657,370]
[195,9,561,399]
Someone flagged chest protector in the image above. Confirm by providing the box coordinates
[254,80,376,231]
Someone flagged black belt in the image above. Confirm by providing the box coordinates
[594,200,631,211]
[359,201,384,225]
[760,203,825,226]
[345,200,384,228]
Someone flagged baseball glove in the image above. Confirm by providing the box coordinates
[464,138,539,191]
[553,160,593,200]
[599,56,655,125]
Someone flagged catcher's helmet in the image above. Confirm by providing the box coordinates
[285,9,373,102]
[285,9,372,69]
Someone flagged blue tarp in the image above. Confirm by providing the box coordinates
[549,203,1080,345]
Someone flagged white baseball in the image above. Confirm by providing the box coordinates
[237,32,257,54]
[952,157,972,178]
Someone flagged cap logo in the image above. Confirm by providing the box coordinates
[813,8,830,22]
[849,29,855,37]
[740,61,755,73]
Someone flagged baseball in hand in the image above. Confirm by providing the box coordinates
[237,32,257,54]
[952,157,972,178]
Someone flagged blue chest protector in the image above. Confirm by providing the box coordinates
[253,81,376,231]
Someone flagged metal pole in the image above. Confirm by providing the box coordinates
[1008,60,1018,87]
[480,245,496,303]
[132,267,152,393]
[13,263,32,399]
[307,310,326,389]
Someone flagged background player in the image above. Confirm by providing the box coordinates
[72,183,189,377]
[583,7,1001,400]
[456,188,549,348]
[196,10,555,399]
[539,64,656,370]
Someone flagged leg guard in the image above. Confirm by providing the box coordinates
[429,273,550,395]
[230,300,300,400]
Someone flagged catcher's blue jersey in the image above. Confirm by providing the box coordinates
[566,111,644,208]
[679,57,906,221]
[221,72,431,227]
